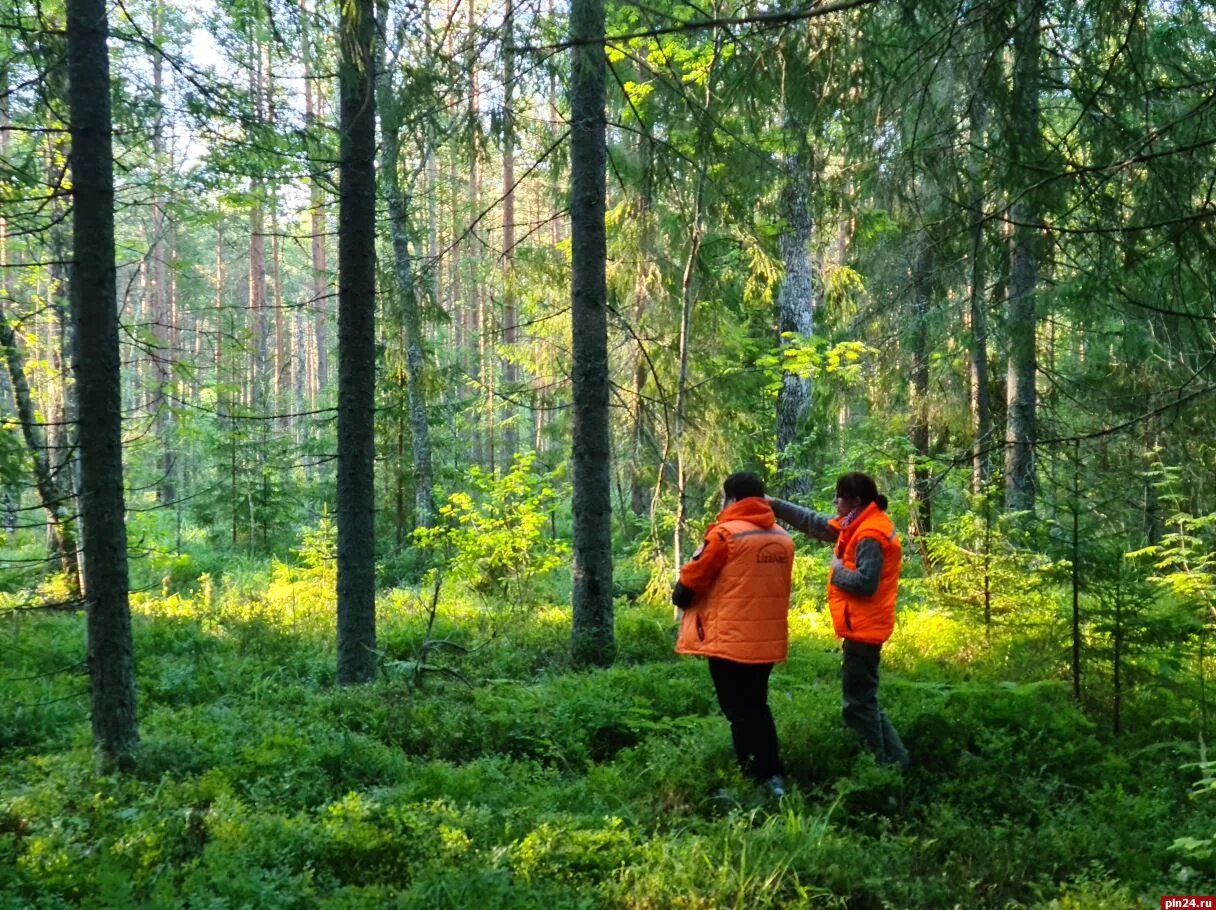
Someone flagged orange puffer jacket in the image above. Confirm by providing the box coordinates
[675,497,794,664]
[826,502,901,644]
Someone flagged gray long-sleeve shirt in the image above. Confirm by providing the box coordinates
[768,497,884,597]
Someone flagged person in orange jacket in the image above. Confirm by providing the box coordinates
[768,471,909,769]
[673,472,794,796]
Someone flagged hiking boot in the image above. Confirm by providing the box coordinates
[765,775,787,799]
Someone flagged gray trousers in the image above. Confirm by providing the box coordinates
[841,639,909,768]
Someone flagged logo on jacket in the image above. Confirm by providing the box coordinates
[756,542,789,564]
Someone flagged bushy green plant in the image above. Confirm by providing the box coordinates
[923,504,1068,631]
[414,454,569,604]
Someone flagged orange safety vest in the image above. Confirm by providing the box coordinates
[827,502,902,645]
[676,518,794,664]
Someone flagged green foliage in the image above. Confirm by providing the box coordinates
[1129,507,1216,622]
[1171,747,1216,877]
[414,454,569,604]
[923,505,1068,628]
[3,570,1214,908]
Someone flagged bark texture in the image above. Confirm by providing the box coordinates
[335,0,377,684]
[568,0,614,667]
[1005,0,1041,513]
[67,0,139,767]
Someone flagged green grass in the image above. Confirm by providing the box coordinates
[0,565,1212,908]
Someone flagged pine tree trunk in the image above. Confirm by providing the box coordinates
[272,204,287,430]
[467,0,485,468]
[1005,0,1041,514]
[335,0,378,685]
[67,0,138,768]
[303,0,328,401]
[568,0,614,667]
[501,0,519,463]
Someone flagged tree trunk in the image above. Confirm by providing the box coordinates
[375,0,434,528]
[335,0,378,685]
[775,142,814,500]
[568,0,614,667]
[908,237,933,539]
[0,319,80,595]
[150,2,174,504]
[45,145,75,574]
[1005,0,1041,514]
[303,0,328,402]
[673,220,702,570]
[671,34,720,568]
[967,33,992,496]
[467,0,485,468]
[67,0,139,768]
[628,133,656,518]
[272,203,287,430]
[501,0,519,463]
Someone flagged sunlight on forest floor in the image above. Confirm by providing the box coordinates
[2,563,1213,907]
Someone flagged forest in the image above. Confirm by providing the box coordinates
[2,0,1216,905]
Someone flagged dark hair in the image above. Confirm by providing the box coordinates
[835,472,889,511]
[723,471,766,502]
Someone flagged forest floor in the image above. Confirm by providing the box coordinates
[1,567,1213,908]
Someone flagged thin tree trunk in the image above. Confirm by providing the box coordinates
[628,133,656,518]
[967,36,992,495]
[149,1,174,504]
[1005,0,1041,514]
[0,66,18,531]
[336,0,378,685]
[0,319,80,594]
[671,33,721,568]
[67,0,138,768]
[673,219,702,570]
[303,0,328,401]
[1071,441,1082,703]
[1113,570,1122,736]
[45,142,74,572]
[908,237,932,539]
[501,0,519,463]
[568,0,614,667]
[272,203,287,430]
[775,141,814,500]
[375,0,434,528]
[467,0,485,468]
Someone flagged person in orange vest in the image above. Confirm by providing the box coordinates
[769,472,909,769]
[673,472,794,797]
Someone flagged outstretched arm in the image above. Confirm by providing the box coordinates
[768,497,839,543]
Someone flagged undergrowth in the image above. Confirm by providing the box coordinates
[0,561,1212,908]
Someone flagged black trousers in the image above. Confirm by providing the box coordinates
[841,639,909,768]
[707,657,782,781]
